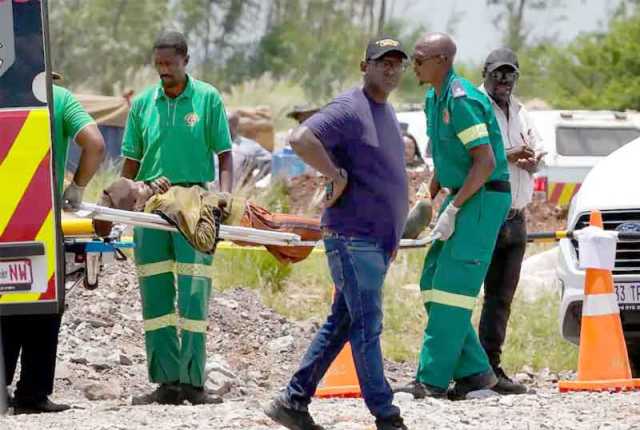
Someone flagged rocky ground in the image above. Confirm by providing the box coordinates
[2,259,639,429]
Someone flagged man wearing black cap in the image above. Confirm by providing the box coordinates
[478,48,544,395]
[264,37,409,430]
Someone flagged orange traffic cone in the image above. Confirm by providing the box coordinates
[315,342,361,398]
[559,210,640,392]
[314,287,361,398]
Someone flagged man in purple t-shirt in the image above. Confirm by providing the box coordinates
[264,37,410,430]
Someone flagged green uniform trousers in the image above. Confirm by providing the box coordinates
[417,189,510,389]
[133,227,213,387]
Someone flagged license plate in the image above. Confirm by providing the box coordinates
[615,283,640,311]
[0,259,33,292]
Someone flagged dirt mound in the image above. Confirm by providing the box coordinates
[286,171,566,234]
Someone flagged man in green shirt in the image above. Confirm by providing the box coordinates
[395,33,511,400]
[2,78,105,414]
[121,31,233,405]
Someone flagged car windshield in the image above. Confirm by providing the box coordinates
[556,127,640,156]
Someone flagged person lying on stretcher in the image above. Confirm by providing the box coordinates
[93,177,321,263]
[94,177,434,262]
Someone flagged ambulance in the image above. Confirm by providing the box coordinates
[0,0,64,316]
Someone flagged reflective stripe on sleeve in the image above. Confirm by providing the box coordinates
[457,124,489,146]
[180,318,208,333]
[583,293,619,317]
[143,313,177,331]
[422,289,476,310]
[137,260,175,278]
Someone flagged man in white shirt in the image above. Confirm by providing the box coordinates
[478,48,545,395]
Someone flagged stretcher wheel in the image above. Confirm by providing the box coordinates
[83,274,99,290]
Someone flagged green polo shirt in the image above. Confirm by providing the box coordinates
[425,69,509,189]
[52,85,95,193]
[121,75,232,183]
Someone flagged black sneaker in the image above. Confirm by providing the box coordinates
[264,396,324,430]
[181,384,223,405]
[132,383,182,405]
[492,367,527,395]
[13,398,71,414]
[393,380,447,400]
[448,370,498,401]
[376,414,408,430]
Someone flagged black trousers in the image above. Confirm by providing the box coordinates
[1,313,62,403]
[479,211,527,370]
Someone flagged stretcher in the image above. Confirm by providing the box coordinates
[73,202,441,249]
[61,202,441,291]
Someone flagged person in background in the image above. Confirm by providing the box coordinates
[403,131,426,169]
[228,111,271,188]
[477,48,544,395]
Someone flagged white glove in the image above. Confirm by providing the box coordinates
[431,202,460,241]
[62,181,85,210]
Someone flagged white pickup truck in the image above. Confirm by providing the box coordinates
[556,137,640,372]
[529,110,640,207]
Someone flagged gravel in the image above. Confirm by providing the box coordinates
[3,260,638,429]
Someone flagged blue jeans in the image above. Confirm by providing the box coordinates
[283,233,400,419]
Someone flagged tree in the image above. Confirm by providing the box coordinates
[543,8,640,110]
[50,0,170,94]
[487,0,566,52]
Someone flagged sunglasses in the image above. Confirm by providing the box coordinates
[488,70,519,82]
[412,54,444,66]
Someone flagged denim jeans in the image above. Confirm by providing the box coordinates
[283,233,400,419]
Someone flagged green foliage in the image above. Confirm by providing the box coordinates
[49,0,170,94]
[213,246,293,293]
[542,10,640,110]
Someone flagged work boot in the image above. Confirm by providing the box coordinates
[393,379,447,399]
[13,398,71,414]
[132,383,182,405]
[264,396,324,430]
[376,414,408,430]
[492,367,527,395]
[180,384,223,405]
[448,370,498,401]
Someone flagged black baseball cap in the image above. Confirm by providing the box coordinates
[364,37,408,61]
[484,48,519,73]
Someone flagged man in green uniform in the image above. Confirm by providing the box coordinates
[2,76,105,414]
[395,33,511,400]
[120,31,233,405]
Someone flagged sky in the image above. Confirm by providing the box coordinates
[391,0,623,63]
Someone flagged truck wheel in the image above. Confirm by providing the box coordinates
[627,343,640,377]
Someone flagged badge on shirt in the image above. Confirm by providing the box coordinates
[185,112,199,127]
[443,108,450,124]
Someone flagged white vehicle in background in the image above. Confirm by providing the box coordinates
[528,110,640,207]
[556,137,640,372]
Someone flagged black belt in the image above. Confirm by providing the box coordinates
[451,180,510,195]
[173,182,206,188]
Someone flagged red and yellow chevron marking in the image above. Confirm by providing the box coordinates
[548,182,581,208]
[0,108,58,304]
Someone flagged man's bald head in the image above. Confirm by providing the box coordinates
[414,32,457,64]
[412,32,457,87]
